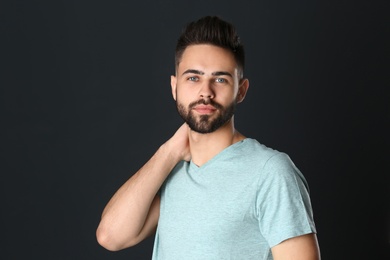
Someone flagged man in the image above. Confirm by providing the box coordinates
[96,16,320,259]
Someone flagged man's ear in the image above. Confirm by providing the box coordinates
[171,75,177,101]
[236,79,249,103]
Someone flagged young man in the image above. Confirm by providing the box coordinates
[97,16,320,259]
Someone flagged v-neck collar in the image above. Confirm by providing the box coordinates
[188,138,248,174]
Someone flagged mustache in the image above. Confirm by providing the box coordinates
[188,99,224,110]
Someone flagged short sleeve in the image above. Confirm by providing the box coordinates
[256,152,316,247]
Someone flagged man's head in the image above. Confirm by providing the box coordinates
[175,16,245,79]
[172,16,249,134]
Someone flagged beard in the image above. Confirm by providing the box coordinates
[176,98,237,134]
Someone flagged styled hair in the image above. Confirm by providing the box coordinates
[175,16,245,79]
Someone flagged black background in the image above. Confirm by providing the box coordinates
[1,0,389,259]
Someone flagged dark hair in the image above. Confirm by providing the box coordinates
[175,16,245,78]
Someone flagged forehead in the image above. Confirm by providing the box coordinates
[177,44,238,75]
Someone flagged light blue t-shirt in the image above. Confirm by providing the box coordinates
[152,138,316,260]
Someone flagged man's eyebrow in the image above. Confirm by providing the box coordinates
[212,71,233,78]
[182,69,204,76]
[182,69,233,78]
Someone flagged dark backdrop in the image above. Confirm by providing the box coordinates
[1,0,389,259]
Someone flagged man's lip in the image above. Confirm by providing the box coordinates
[193,105,217,114]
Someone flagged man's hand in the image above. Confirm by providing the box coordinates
[165,123,191,162]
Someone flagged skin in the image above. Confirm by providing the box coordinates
[171,44,249,166]
[96,44,320,259]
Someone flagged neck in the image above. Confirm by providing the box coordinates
[189,117,245,166]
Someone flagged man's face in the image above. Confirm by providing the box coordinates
[171,44,246,134]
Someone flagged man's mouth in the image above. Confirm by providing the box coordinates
[192,104,217,114]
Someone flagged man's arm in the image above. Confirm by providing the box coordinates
[96,124,190,251]
[271,233,321,260]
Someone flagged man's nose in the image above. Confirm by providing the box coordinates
[199,81,215,99]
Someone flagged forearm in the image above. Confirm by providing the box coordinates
[96,142,181,250]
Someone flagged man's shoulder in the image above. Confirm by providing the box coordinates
[218,138,285,172]
[239,138,282,161]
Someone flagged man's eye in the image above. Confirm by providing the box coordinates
[188,76,198,81]
[216,78,227,83]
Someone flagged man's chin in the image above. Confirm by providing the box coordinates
[188,119,228,134]
[187,124,213,134]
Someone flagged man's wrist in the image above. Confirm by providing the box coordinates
[159,141,183,164]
